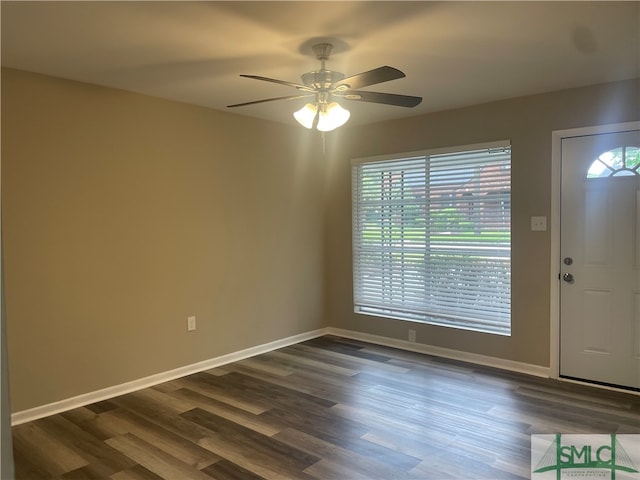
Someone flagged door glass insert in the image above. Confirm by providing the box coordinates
[587,146,640,178]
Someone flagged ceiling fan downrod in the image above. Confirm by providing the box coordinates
[301,43,346,92]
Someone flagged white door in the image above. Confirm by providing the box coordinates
[560,129,640,390]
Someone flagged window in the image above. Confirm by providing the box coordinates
[587,146,640,178]
[352,141,511,335]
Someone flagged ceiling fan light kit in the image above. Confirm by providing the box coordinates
[227,42,422,132]
[294,100,351,132]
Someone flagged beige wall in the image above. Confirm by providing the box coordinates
[323,78,640,368]
[1,68,325,412]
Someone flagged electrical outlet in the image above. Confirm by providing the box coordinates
[408,329,416,343]
[187,316,196,332]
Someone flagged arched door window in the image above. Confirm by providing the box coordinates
[586,146,640,178]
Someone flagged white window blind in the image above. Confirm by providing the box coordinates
[352,142,511,335]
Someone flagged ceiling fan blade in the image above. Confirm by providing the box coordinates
[240,74,315,92]
[227,94,314,108]
[337,90,422,107]
[332,66,406,91]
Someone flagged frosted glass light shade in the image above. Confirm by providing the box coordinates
[294,102,350,131]
[293,103,318,129]
[317,102,350,132]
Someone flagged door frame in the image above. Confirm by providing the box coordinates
[550,121,640,382]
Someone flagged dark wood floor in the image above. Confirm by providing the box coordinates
[12,335,640,479]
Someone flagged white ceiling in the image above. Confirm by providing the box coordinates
[2,1,639,128]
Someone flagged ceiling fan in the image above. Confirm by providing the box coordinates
[227,43,422,131]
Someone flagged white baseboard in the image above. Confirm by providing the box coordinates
[327,327,550,378]
[11,326,552,425]
[11,328,327,426]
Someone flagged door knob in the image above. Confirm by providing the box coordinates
[562,273,574,282]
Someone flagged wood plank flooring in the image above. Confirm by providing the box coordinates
[12,335,640,479]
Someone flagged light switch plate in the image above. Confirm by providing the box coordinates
[531,216,547,231]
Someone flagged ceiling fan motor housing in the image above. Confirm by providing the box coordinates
[301,70,345,90]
